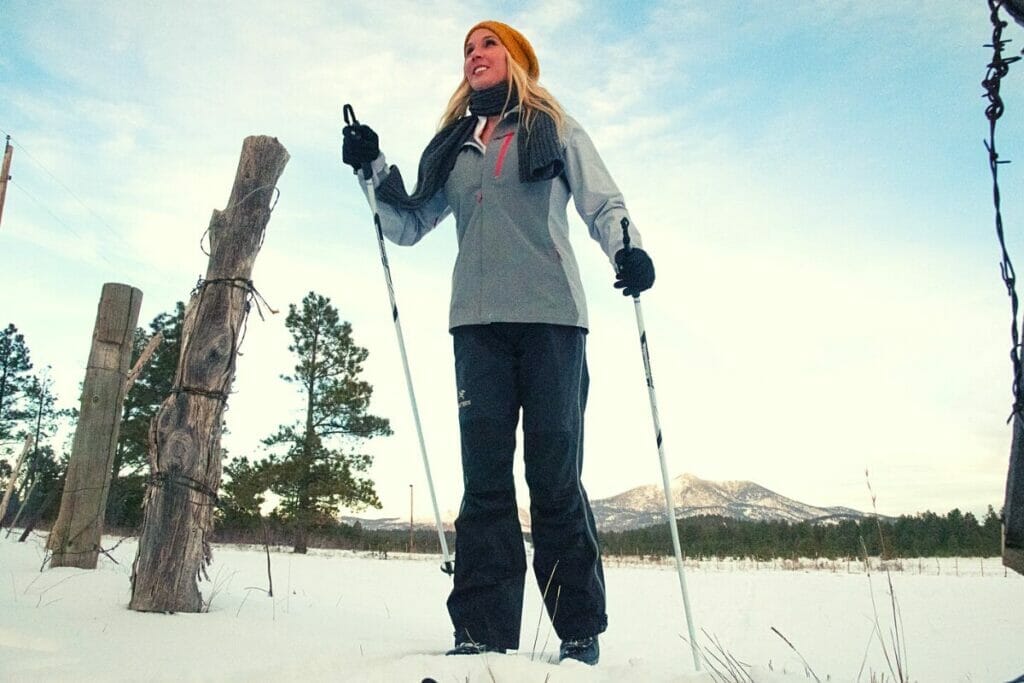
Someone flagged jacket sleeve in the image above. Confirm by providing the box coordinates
[562,120,642,265]
[356,153,451,246]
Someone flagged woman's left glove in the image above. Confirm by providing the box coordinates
[614,248,655,297]
[342,123,380,172]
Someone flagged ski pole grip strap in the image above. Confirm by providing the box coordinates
[343,103,358,126]
[343,104,373,180]
[621,217,632,254]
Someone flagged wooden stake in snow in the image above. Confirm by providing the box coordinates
[48,283,142,568]
[0,434,32,525]
[129,135,288,613]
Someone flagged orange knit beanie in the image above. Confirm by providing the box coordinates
[465,20,539,80]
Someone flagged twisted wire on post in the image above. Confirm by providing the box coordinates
[171,276,278,405]
[200,185,281,257]
[146,470,223,510]
[983,0,1024,420]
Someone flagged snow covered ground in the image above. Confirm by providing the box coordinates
[1,533,1022,682]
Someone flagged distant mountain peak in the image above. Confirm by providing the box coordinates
[343,474,867,533]
[591,473,867,532]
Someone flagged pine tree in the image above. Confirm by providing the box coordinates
[5,370,67,531]
[219,455,271,529]
[108,303,185,528]
[19,370,65,483]
[982,505,1002,556]
[23,371,63,447]
[259,292,391,553]
[0,323,33,444]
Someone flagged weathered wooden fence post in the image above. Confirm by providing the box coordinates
[0,435,32,525]
[1004,415,1024,575]
[129,135,289,612]
[48,283,142,567]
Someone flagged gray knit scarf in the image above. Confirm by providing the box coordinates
[376,83,564,211]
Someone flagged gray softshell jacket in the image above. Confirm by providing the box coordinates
[359,110,642,331]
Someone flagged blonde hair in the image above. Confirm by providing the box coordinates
[439,52,566,139]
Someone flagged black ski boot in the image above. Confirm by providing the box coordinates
[559,635,599,665]
[445,641,506,656]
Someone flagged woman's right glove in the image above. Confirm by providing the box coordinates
[342,123,380,172]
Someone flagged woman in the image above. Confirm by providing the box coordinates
[343,20,654,665]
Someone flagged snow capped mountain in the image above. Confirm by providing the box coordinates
[590,473,867,532]
[344,474,867,532]
[340,507,532,533]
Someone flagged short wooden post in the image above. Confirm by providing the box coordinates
[48,283,142,568]
[19,473,66,543]
[0,435,32,525]
[129,136,289,613]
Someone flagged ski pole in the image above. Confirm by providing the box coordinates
[620,217,701,670]
[344,104,454,576]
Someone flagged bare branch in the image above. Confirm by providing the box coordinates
[123,332,164,394]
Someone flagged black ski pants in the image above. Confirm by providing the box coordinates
[447,323,607,650]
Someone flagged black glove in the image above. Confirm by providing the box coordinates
[342,123,380,172]
[614,248,655,297]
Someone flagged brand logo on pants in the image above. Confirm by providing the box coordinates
[458,389,471,409]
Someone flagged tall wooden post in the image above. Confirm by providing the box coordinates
[48,283,142,568]
[1005,415,1024,575]
[0,135,12,230]
[129,136,289,613]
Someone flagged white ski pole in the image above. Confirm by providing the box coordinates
[620,218,701,670]
[344,104,454,575]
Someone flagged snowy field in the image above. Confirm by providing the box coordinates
[1,533,1022,682]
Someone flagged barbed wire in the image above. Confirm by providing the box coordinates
[7,178,87,241]
[2,128,283,283]
[148,469,223,510]
[983,0,1024,420]
[0,131,124,237]
[0,130,124,270]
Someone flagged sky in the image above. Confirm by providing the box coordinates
[1,1,1022,522]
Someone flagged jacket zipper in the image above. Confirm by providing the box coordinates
[494,133,514,178]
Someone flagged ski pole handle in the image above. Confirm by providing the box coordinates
[619,217,641,300]
[343,103,358,126]
[342,103,373,178]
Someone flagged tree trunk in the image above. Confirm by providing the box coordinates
[294,518,308,555]
[129,135,289,612]
[48,283,142,567]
